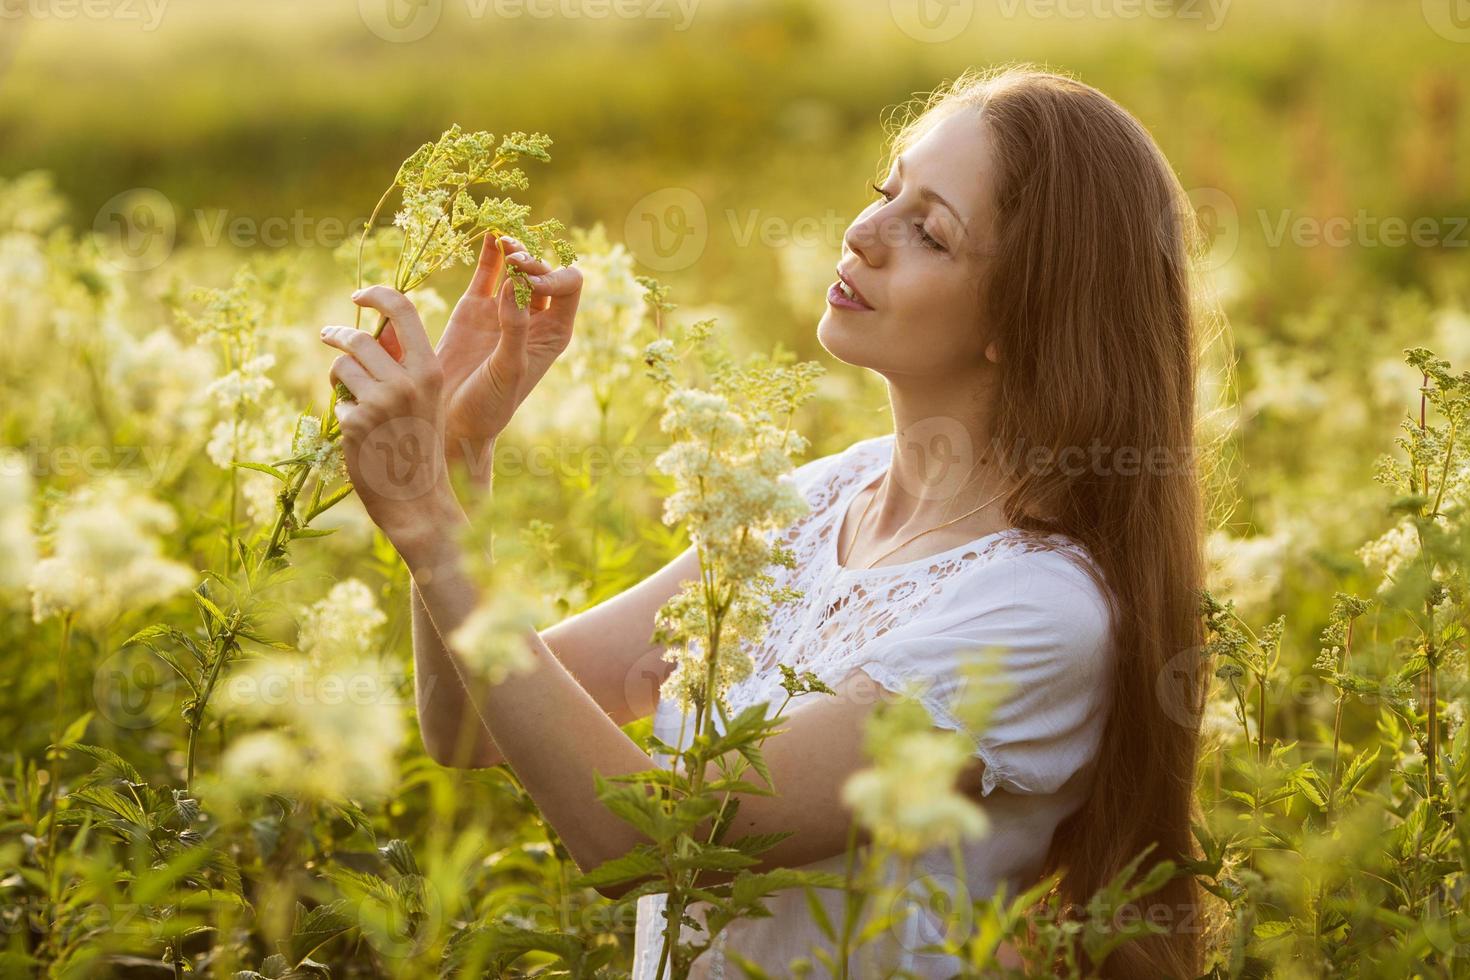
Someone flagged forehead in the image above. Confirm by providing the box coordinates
[893,109,995,233]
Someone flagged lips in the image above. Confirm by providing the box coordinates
[835,267,873,309]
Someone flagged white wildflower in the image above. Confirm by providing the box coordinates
[0,453,36,591]
[448,592,542,684]
[106,324,218,438]
[206,352,276,409]
[28,477,196,629]
[842,710,989,857]
[565,223,648,403]
[216,653,406,801]
[1357,519,1420,594]
[296,578,387,665]
[291,413,345,483]
[1206,527,1292,614]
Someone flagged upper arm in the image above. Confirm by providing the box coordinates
[538,543,702,727]
[682,666,988,878]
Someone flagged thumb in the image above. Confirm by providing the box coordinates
[486,276,530,384]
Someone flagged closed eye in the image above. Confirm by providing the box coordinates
[869,181,947,252]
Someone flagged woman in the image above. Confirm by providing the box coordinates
[320,64,1208,978]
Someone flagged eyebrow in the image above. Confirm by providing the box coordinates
[895,155,969,232]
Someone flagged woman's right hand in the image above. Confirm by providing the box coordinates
[379,234,583,486]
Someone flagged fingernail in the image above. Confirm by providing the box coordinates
[351,289,364,300]
[527,274,546,284]
[320,326,331,336]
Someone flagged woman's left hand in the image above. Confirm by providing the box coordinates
[320,286,464,563]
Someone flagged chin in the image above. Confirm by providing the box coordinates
[817,307,884,371]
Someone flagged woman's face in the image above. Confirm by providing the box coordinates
[817,109,1000,379]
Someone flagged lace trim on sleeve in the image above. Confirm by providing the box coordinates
[854,658,1013,797]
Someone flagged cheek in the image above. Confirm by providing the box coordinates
[892,264,982,350]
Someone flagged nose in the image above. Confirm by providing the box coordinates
[843,206,884,267]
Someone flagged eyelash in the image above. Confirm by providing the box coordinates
[869,181,946,252]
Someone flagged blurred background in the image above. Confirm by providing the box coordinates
[3,2,1470,972]
[4,0,1468,506]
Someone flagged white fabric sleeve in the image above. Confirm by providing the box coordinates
[852,550,1115,798]
[785,434,884,500]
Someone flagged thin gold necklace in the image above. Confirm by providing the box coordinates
[841,472,1010,570]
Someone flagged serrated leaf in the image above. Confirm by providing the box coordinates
[285,900,354,966]
[570,846,662,889]
[234,461,290,484]
[193,590,230,629]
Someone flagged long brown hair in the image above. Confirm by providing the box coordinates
[886,66,1213,978]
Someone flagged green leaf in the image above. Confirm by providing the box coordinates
[193,590,230,630]
[234,460,290,483]
[1340,746,1382,796]
[59,711,94,746]
[68,787,149,828]
[672,845,759,874]
[1294,770,1328,808]
[570,846,662,889]
[68,743,145,785]
[285,900,354,966]
[803,885,836,942]
[290,527,338,540]
[379,839,420,877]
[726,832,792,857]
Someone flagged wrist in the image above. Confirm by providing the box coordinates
[391,489,469,577]
[445,433,497,490]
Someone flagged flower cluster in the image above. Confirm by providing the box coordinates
[368,125,576,302]
[214,653,407,802]
[27,477,196,629]
[295,578,387,666]
[643,320,824,714]
[0,453,35,593]
[563,222,649,406]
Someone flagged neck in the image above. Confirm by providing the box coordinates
[870,369,1010,536]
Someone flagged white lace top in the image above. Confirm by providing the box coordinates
[630,433,1116,979]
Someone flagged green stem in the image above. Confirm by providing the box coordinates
[184,610,245,793]
[44,613,74,907]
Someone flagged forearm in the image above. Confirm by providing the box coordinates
[410,579,505,768]
[410,437,502,765]
[397,511,656,875]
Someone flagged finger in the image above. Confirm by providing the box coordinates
[527,266,583,322]
[526,266,583,300]
[466,234,508,299]
[329,353,377,400]
[504,247,551,277]
[352,285,434,373]
[491,276,531,376]
[320,324,401,379]
[379,321,406,362]
[332,399,363,432]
